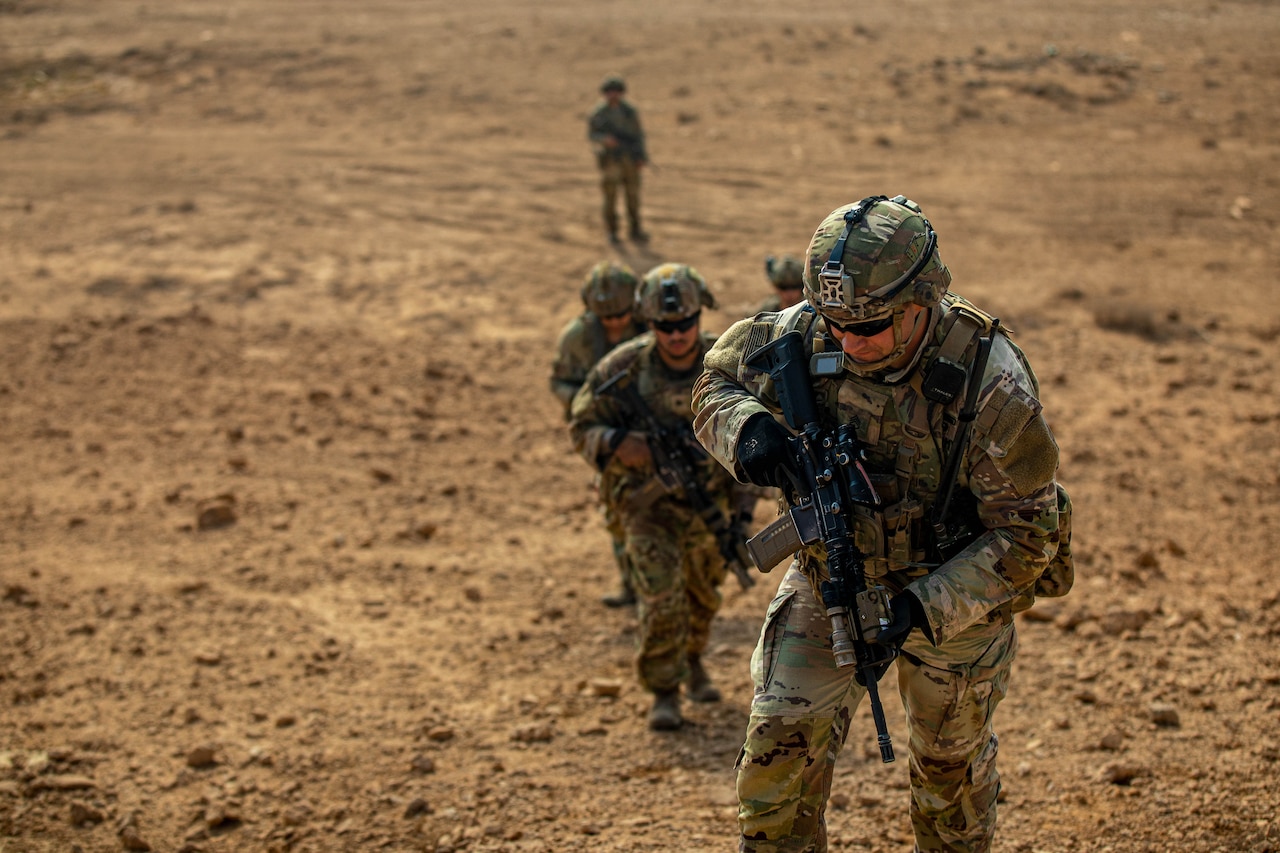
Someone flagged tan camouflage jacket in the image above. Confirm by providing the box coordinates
[570,331,736,515]
[692,296,1062,645]
[587,100,647,164]
[550,312,647,417]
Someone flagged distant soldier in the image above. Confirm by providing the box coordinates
[569,263,735,731]
[587,75,649,245]
[754,255,806,314]
[552,261,647,607]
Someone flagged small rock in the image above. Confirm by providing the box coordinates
[1149,702,1180,727]
[28,774,96,791]
[195,495,236,531]
[828,792,850,810]
[186,746,217,768]
[1098,761,1147,785]
[426,726,454,742]
[510,723,554,743]
[1099,731,1125,751]
[410,755,435,774]
[69,801,105,825]
[194,650,222,666]
[404,798,431,818]
[586,678,623,698]
[120,826,152,851]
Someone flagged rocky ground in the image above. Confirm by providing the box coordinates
[1,0,1278,851]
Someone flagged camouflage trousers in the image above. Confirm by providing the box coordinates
[622,498,727,693]
[597,477,632,592]
[738,565,1015,853]
[599,155,642,237]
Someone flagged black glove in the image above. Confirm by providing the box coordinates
[877,592,926,651]
[856,592,925,686]
[736,414,794,489]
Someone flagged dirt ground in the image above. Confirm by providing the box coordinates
[2,1,1279,851]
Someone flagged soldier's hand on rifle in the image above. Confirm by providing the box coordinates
[736,414,795,489]
[877,592,926,652]
[613,431,652,468]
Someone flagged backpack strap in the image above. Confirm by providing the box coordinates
[930,318,1000,540]
[921,304,990,406]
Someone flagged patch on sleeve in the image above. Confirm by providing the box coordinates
[996,414,1059,496]
[742,320,775,365]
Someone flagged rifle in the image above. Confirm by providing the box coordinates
[595,370,756,592]
[743,330,898,763]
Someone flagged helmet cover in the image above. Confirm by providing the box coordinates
[580,261,638,317]
[765,255,805,289]
[636,263,714,322]
[802,195,951,326]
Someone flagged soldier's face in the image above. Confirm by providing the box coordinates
[775,285,803,309]
[829,304,925,365]
[652,315,700,361]
[599,311,632,333]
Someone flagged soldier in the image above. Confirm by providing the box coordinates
[587,75,649,245]
[754,255,806,314]
[692,195,1071,851]
[552,261,648,608]
[570,262,737,731]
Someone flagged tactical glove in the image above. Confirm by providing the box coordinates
[876,592,926,651]
[856,592,926,686]
[736,414,794,489]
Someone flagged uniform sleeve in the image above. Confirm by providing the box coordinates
[629,104,648,162]
[905,337,1061,645]
[691,318,775,481]
[587,105,609,146]
[568,349,634,471]
[550,319,588,416]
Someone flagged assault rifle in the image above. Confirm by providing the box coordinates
[596,370,756,592]
[743,330,898,763]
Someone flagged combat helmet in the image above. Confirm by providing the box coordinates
[581,261,638,318]
[803,194,951,374]
[636,263,715,323]
[600,75,626,94]
[765,255,804,289]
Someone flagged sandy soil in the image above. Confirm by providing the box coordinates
[2,1,1279,851]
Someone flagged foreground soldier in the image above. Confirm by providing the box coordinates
[587,75,649,244]
[552,261,648,607]
[570,263,735,730]
[692,195,1071,851]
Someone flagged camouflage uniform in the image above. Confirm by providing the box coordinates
[570,330,735,695]
[692,295,1062,851]
[551,312,647,416]
[587,77,648,241]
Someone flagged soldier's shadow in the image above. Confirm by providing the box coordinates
[613,238,663,269]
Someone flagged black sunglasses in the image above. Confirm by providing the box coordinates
[828,314,894,338]
[599,309,632,321]
[651,312,700,334]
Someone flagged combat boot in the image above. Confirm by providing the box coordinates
[648,689,682,731]
[685,654,721,703]
[601,583,636,608]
